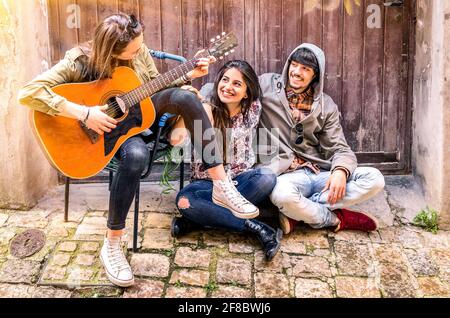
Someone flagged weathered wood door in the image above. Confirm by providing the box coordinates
[47,0,414,174]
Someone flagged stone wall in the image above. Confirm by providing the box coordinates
[413,0,450,229]
[441,0,450,229]
[0,0,57,209]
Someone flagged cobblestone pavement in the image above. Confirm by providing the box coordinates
[0,176,449,298]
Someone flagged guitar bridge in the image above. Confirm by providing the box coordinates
[79,121,100,144]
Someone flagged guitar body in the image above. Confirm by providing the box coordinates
[32,67,156,179]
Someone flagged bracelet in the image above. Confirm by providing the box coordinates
[181,74,191,83]
[82,107,90,124]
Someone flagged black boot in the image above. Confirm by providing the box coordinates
[244,219,282,261]
[171,216,202,238]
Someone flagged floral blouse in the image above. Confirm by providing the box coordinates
[191,100,262,180]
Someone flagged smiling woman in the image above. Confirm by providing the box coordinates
[217,68,248,113]
[169,60,283,262]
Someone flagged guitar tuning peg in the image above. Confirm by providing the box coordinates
[221,32,226,36]
[210,38,215,43]
[219,56,224,60]
[216,35,221,39]
[224,52,229,56]
[230,49,235,53]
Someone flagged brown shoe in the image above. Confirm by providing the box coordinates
[279,213,298,235]
[334,209,378,232]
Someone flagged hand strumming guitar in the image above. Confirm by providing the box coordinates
[85,105,118,135]
[61,101,118,135]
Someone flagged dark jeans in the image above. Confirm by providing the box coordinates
[176,168,277,232]
[107,88,221,230]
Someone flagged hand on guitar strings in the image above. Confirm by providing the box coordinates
[85,105,118,135]
[186,49,217,80]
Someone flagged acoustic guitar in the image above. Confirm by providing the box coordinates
[32,32,238,179]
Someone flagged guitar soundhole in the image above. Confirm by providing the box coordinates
[106,96,126,119]
[103,95,143,157]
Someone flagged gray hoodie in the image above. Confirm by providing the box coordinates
[257,43,357,176]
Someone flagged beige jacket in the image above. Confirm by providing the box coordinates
[18,43,185,115]
[258,43,358,176]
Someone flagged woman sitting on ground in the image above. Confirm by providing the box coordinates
[169,60,282,261]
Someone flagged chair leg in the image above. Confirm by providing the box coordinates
[108,170,113,191]
[64,177,70,222]
[133,182,140,253]
[179,148,184,190]
[142,126,163,179]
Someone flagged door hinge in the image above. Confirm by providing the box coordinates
[384,0,404,7]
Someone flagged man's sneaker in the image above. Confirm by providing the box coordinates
[212,176,259,219]
[333,208,378,232]
[279,213,298,235]
[100,236,134,287]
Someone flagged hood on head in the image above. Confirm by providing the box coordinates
[280,43,325,102]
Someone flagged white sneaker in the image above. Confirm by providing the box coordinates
[212,176,259,219]
[100,236,134,287]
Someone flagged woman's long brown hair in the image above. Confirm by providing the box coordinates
[208,60,261,163]
[84,13,143,81]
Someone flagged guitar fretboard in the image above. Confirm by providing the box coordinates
[121,51,209,107]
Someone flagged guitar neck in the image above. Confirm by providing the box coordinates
[122,51,209,107]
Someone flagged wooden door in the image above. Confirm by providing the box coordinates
[47,0,415,174]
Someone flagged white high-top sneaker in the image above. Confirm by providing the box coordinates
[100,236,134,287]
[212,176,259,219]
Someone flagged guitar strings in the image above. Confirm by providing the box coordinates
[83,37,233,125]
[98,55,202,119]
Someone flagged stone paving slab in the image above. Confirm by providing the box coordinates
[122,279,165,298]
[0,283,72,298]
[294,278,333,298]
[211,285,252,298]
[130,253,170,278]
[254,273,291,298]
[334,241,374,277]
[174,247,211,269]
[0,259,41,284]
[142,228,173,250]
[37,240,115,288]
[216,258,252,286]
[165,286,207,298]
[335,276,381,298]
[170,269,210,287]
[1,178,450,298]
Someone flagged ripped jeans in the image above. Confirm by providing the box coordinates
[176,168,277,232]
[270,167,385,228]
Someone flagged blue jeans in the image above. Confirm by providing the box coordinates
[176,168,277,232]
[270,167,385,228]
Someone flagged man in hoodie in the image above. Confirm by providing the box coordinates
[258,43,385,234]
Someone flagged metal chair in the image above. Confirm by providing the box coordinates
[64,49,187,252]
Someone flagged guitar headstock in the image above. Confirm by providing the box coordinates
[207,32,238,60]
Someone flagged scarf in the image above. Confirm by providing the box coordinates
[286,85,314,122]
